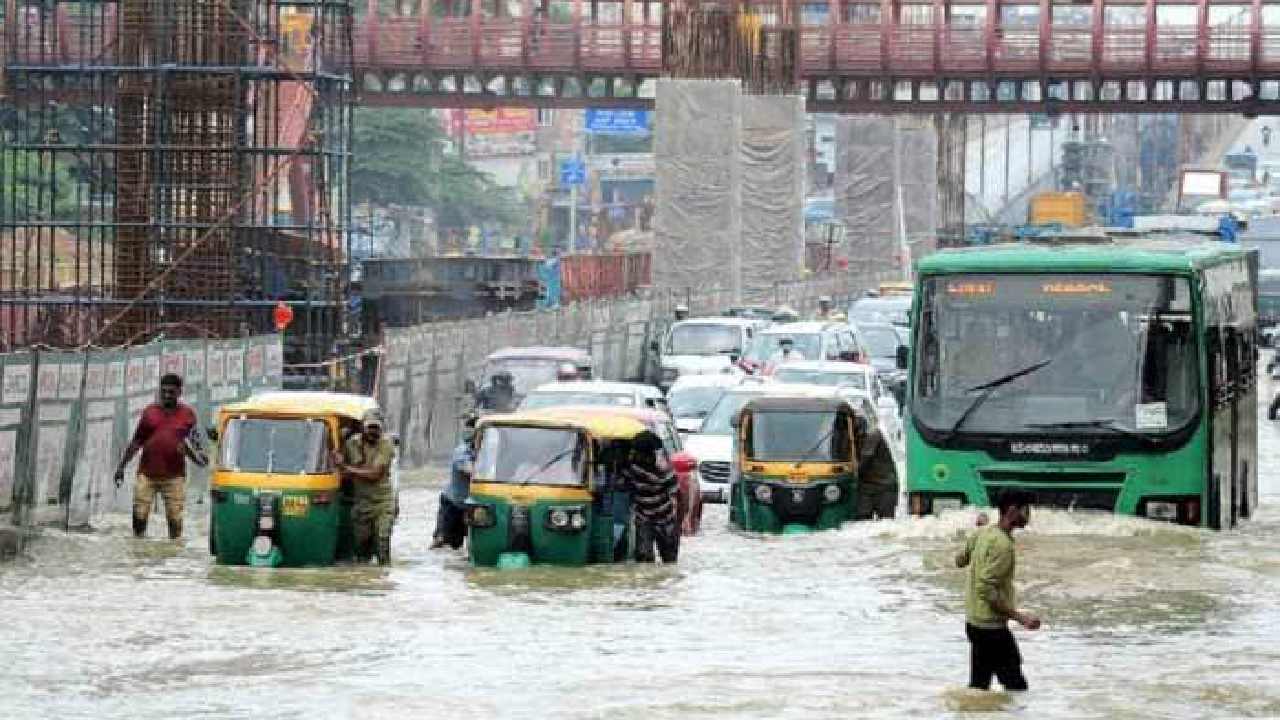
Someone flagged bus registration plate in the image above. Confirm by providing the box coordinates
[282,495,309,517]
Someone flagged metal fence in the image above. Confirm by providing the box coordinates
[378,271,895,469]
[0,335,284,546]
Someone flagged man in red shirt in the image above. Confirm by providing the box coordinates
[114,373,207,539]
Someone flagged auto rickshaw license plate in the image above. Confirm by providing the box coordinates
[282,495,309,517]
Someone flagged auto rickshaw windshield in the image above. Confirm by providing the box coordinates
[219,418,331,473]
[475,426,586,486]
[746,411,852,462]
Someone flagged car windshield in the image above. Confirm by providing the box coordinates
[473,426,585,486]
[746,411,851,461]
[219,418,330,473]
[849,298,911,326]
[912,273,1199,435]
[484,358,565,396]
[667,385,730,419]
[772,368,868,391]
[700,392,764,435]
[521,392,635,409]
[667,324,742,356]
[746,333,822,364]
[859,326,901,358]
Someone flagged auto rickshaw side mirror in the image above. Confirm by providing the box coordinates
[895,345,909,370]
[464,379,477,394]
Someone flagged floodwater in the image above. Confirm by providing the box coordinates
[3,401,1280,718]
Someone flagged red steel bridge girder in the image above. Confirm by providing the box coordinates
[14,1,1280,112]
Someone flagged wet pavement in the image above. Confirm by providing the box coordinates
[2,387,1279,719]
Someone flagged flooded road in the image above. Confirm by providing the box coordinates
[3,403,1280,718]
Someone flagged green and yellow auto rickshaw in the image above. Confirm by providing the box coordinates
[465,407,675,568]
[210,392,395,567]
[728,395,861,534]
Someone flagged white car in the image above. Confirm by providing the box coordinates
[771,361,903,449]
[657,317,762,390]
[685,381,840,502]
[666,373,746,434]
[519,381,669,413]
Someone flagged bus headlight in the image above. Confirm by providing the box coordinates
[822,484,841,503]
[1145,501,1178,521]
[753,484,773,504]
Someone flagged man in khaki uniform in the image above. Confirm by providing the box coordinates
[336,411,397,564]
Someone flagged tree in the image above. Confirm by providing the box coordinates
[0,150,81,222]
[350,107,522,239]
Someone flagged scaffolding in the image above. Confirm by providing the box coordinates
[0,0,353,373]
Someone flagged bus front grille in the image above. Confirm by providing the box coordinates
[1002,488,1121,512]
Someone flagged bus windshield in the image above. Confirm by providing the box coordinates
[474,426,586,486]
[746,411,851,462]
[912,274,1199,436]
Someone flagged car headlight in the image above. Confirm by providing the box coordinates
[753,484,773,503]
[822,484,841,503]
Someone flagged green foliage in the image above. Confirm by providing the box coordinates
[351,107,523,231]
[0,150,81,222]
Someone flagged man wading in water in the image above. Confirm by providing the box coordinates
[114,373,206,539]
[956,490,1040,691]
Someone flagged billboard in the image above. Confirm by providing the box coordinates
[447,109,537,158]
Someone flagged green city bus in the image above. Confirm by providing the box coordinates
[905,239,1258,529]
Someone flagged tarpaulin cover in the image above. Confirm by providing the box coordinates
[836,116,938,271]
[740,94,806,303]
[653,79,742,298]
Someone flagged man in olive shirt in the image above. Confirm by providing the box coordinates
[336,411,397,564]
[958,490,1041,691]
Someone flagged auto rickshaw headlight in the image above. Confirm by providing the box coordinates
[545,505,587,532]
[822,484,842,503]
[466,504,496,528]
[258,515,275,531]
[753,484,773,503]
[251,535,273,556]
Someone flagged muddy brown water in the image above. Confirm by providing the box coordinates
[2,397,1279,719]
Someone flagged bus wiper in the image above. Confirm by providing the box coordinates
[943,359,1053,440]
[514,447,575,484]
[793,427,836,469]
[1023,418,1158,444]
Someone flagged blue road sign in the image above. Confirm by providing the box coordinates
[559,157,586,186]
[585,109,651,135]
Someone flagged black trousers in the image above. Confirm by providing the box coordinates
[965,623,1028,691]
[433,494,467,549]
[634,518,679,563]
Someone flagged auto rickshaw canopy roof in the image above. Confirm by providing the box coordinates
[741,396,855,414]
[479,407,648,439]
[219,391,380,422]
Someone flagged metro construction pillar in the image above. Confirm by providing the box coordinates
[652,79,805,304]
